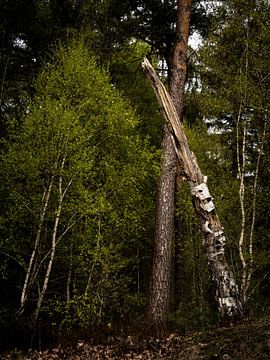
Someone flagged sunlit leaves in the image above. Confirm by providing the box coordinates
[0,40,157,328]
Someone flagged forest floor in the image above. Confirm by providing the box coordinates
[1,319,270,359]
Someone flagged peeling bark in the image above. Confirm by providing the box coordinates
[142,58,242,318]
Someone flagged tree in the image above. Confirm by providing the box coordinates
[0,41,157,334]
[143,57,243,319]
[109,41,164,148]
[0,0,116,132]
[91,0,218,326]
[0,0,58,115]
[199,0,270,308]
[146,0,193,328]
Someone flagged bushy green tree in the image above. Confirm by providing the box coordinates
[0,41,158,342]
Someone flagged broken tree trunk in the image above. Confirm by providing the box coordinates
[142,57,242,318]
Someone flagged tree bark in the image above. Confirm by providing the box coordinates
[146,0,192,327]
[20,176,55,311]
[147,125,176,325]
[34,158,72,323]
[167,0,191,118]
[34,175,63,323]
[142,58,242,318]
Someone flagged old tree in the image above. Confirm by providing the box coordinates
[143,58,242,320]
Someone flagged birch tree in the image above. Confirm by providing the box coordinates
[142,58,243,318]
[199,0,270,308]
[0,41,157,329]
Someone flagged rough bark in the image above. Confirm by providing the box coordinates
[168,0,192,313]
[147,0,192,326]
[147,125,176,325]
[167,0,191,118]
[142,58,242,318]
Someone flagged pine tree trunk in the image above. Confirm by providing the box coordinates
[142,58,242,319]
[147,0,192,327]
[168,0,191,118]
[147,125,176,325]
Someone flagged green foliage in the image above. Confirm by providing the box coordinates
[109,41,164,147]
[98,0,211,60]
[197,0,270,311]
[1,0,270,347]
[0,40,158,336]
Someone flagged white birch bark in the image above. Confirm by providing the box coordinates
[142,58,242,318]
[34,158,72,322]
[236,103,248,302]
[235,22,267,304]
[27,213,77,294]
[244,113,268,302]
[20,176,55,310]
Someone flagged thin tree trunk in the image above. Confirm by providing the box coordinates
[30,213,78,292]
[20,176,55,310]
[236,103,248,302]
[142,58,242,318]
[244,113,267,303]
[66,243,73,302]
[238,22,250,303]
[34,182,63,322]
[34,158,72,322]
[20,154,62,312]
[147,0,192,326]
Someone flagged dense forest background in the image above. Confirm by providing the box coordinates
[0,0,270,352]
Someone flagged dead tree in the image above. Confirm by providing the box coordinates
[142,58,242,318]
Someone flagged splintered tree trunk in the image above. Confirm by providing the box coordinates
[142,58,242,319]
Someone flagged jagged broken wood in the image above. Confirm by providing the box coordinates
[142,57,242,318]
